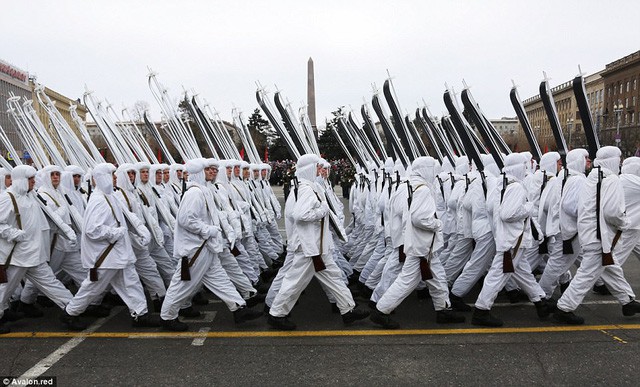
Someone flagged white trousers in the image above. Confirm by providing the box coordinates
[219,248,257,299]
[239,237,261,283]
[365,240,393,290]
[0,263,73,319]
[66,263,147,317]
[266,221,283,254]
[438,232,458,266]
[443,235,474,285]
[133,247,167,299]
[161,249,245,320]
[266,250,294,307]
[538,235,577,299]
[269,249,355,317]
[21,249,87,304]
[352,229,379,272]
[371,248,402,303]
[376,255,450,314]
[474,249,546,311]
[451,232,496,298]
[557,243,636,312]
[149,239,176,286]
[359,232,387,283]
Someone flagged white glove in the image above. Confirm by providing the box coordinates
[138,226,151,245]
[226,229,237,245]
[434,219,443,231]
[9,229,26,242]
[108,227,127,243]
[523,202,534,216]
[203,225,219,239]
[60,224,77,244]
[275,211,282,220]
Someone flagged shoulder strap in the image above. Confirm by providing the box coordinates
[103,195,121,227]
[41,191,61,207]
[6,192,21,230]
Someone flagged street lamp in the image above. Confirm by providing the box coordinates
[614,101,624,148]
[566,118,574,150]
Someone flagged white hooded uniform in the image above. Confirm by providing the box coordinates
[375,157,452,315]
[65,163,149,318]
[474,153,547,313]
[160,159,247,322]
[20,165,89,306]
[557,147,637,315]
[269,154,356,318]
[0,166,74,322]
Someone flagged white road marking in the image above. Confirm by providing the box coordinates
[19,306,124,379]
[191,327,211,346]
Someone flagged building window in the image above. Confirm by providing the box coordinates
[627,81,630,93]
[634,79,637,91]
[620,83,623,94]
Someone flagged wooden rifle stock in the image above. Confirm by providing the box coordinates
[312,218,326,272]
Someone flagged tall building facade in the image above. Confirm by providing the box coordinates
[521,50,639,156]
[600,50,640,155]
[0,59,31,158]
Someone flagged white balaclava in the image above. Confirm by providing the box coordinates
[295,154,319,183]
[503,153,528,182]
[521,151,534,174]
[134,161,151,187]
[260,163,271,180]
[621,157,640,177]
[481,154,500,177]
[10,165,37,196]
[593,146,622,175]
[39,165,63,191]
[186,159,206,185]
[455,156,470,176]
[249,163,261,181]
[239,161,250,180]
[149,164,164,186]
[169,163,184,186]
[539,152,561,177]
[204,158,219,183]
[0,167,11,192]
[566,149,589,175]
[116,163,136,191]
[92,163,116,194]
[410,156,437,187]
[216,160,231,187]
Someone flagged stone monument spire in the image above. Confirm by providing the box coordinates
[307,57,317,135]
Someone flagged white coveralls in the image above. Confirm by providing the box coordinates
[0,166,75,321]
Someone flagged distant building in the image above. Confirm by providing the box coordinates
[521,50,639,155]
[600,50,640,155]
[1,58,88,164]
[0,59,31,159]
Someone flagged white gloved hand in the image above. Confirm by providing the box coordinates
[108,227,127,243]
[276,211,282,220]
[434,219,443,231]
[226,229,237,245]
[203,225,219,239]
[60,224,77,244]
[9,229,26,243]
[523,202,534,216]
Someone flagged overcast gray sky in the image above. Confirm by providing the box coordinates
[3,0,638,127]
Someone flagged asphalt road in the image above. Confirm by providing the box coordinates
[2,185,640,386]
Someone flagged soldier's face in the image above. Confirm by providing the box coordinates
[261,170,268,178]
[4,175,11,188]
[226,166,232,177]
[204,166,216,181]
[140,168,149,183]
[556,159,562,173]
[177,170,183,180]
[128,170,136,184]
[163,169,170,183]
[155,170,163,184]
[234,166,240,177]
[28,176,35,191]
[242,168,249,179]
[50,171,61,188]
[73,174,81,187]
